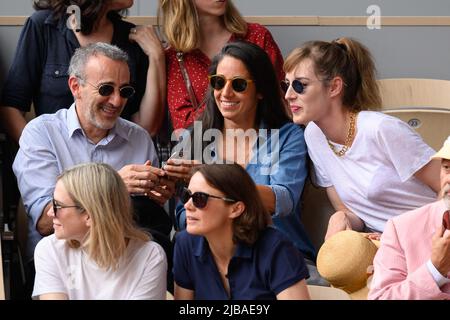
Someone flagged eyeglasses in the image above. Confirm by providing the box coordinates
[181,187,236,209]
[208,74,254,93]
[281,78,343,95]
[52,198,84,217]
[78,78,135,99]
[280,79,308,95]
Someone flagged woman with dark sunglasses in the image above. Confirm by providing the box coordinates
[165,41,324,284]
[138,0,284,133]
[173,164,310,300]
[284,38,440,240]
[283,38,440,289]
[32,163,167,300]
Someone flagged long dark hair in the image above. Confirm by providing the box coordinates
[33,0,127,35]
[192,164,269,245]
[199,41,290,131]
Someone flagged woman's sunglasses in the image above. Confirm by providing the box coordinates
[52,198,84,217]
[181,187,236,209]
[280,79,307,94]
[208,74,254,93]
[79,78,136,99]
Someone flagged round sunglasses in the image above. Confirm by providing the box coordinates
[280,79,307,94]
[79,78,135,99]
[181,187,236,209]
[208,74,254,93]
[52,198,84,218]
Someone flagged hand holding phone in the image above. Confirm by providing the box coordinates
[161,149,184,168]
[162,150,199,182]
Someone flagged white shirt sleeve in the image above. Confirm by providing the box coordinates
[32,237,67,299]
[375,116,435,182]
[426,259,450,288]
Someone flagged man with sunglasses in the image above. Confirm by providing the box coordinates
[13,43,175,284]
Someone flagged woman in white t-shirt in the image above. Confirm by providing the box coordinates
[282,37,440,240]
[32,163,167,300]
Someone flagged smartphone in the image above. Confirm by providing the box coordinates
[443,211,450,230]
[161,149,184,168]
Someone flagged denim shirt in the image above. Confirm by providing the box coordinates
[1,10,147,120]
[176,122,316,260]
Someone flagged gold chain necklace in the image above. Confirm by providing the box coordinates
[327,111,357,157]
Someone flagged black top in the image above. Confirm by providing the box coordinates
[1,10,148,120]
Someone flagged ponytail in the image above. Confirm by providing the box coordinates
[335,38,381,110]
[284,37,381,111]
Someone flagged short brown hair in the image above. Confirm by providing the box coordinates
[191,164,269,245]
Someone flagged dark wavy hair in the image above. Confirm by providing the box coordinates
[199,40,290,131]
[33,0,127,35]
[192,164,270,245]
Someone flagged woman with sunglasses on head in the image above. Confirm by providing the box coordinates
[166,41,323,284]
[0,0,158,143]
[283,38,440,242]
[32,163,167,300]
[173,164,310,300]
[138,0,284,134]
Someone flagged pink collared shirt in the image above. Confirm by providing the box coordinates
[369,200,450,300]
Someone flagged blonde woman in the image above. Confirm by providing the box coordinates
[132,0,284,133]
[32,163,167,300]
[283,38,440,240]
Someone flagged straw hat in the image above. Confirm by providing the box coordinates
[317,230,378,296]
[347,274,375,300]
[431,136,450,160]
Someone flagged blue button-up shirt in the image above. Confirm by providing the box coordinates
[13,104,158,261]
[176,122,316,260]
[247,122,316,261]
[173,227,309,300]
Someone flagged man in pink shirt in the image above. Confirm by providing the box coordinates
[369,136,450,300]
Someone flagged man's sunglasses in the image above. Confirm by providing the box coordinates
[280,79,307,94]
[52,198,84,217]
[181,187,236,209]
[79,78,135,99]
[208,74,254,93]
